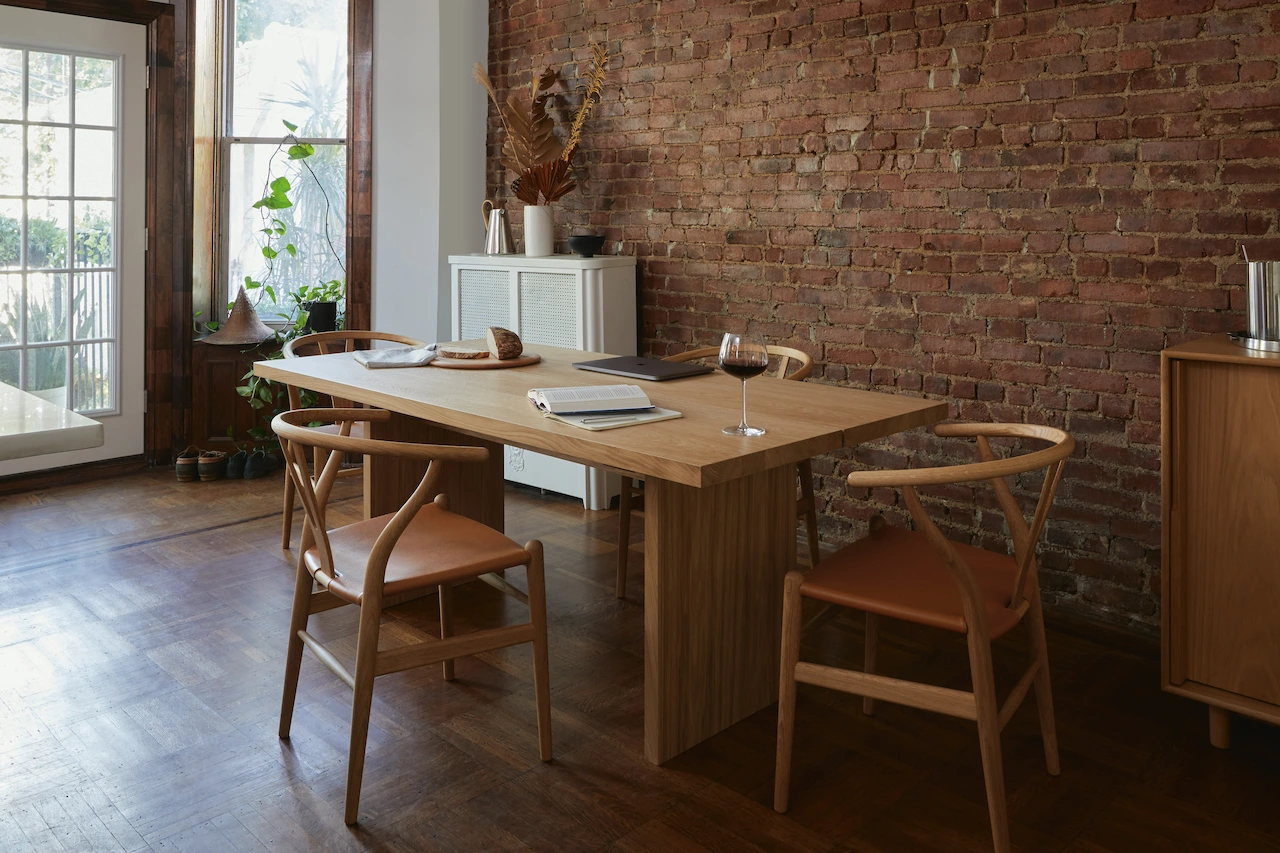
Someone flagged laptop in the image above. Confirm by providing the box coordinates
[572,356,716,381]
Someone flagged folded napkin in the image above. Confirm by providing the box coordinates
[353,344,438,369]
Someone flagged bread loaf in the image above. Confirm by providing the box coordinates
[438,346,488,360]
[487,327,523,360]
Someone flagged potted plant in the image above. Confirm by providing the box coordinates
[474,43,610,256]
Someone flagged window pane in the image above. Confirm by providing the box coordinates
[75,56,115,127]
[74,128,114,197]
[231,0,348,137]
[27,344,67,406]
[27,273,68,342]
[0,273,18,344]
[74,271,112,339]
[0,199,19,270]
[0,49,20,121]
[28,52,70,124]
[75,202,113,270]
[28,125,70,197]
[73,341,111,411]
[0,349,17,387]
[226,142,345,319]
[27,200,69,269]
[0,124,20,195]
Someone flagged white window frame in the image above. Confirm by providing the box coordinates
[0,42,123,416]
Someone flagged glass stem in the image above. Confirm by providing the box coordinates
[740,379,749,430]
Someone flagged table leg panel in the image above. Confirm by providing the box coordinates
[364,411,505,531]
[643,464,796,764]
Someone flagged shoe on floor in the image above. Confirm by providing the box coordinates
[175,445,201,482]
[243,448,270,480]
[198,450,228,482]
[225,450,248,479]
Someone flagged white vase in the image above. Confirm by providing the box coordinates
[523,204,554,257]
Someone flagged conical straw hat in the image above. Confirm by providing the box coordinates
[201,287,274,345]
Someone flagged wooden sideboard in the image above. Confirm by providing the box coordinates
[1162,334,1280,748]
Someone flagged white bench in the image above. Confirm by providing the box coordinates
[0,382,104,462]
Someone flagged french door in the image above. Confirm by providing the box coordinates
[0,5,146,476]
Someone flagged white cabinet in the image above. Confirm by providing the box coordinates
[448,253,638,509]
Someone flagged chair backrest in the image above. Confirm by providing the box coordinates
[272,408,487,600]
[664,344,814,381]
[282,331,427,408]
[845,423,1074,627]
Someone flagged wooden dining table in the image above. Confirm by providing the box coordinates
[255,343,946,764]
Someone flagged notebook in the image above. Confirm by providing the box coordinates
[572,356,715,381]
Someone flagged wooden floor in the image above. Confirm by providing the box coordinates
[1,469,1278,852]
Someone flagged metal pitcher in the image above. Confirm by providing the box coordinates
[482,199,514,255]
[1231,247,1280,351]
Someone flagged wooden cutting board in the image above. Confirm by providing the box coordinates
[429,352,542,370]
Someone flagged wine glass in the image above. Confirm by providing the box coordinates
[719,331,769,436]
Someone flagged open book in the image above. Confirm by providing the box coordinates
[527,384,653,415]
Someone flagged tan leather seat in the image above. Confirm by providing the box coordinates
[305,502,531,604]
[800,526,1026,639]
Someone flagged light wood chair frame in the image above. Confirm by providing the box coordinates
[272,407,552,825]
[616,345,820,597]
[774,423,1074,853]
[279,330,427,549]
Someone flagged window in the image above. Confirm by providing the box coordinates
[0,46,120,413]
[219,0,347,321]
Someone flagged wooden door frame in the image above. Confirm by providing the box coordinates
[0,0,190,467]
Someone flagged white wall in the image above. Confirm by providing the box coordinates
[372,0,488,342]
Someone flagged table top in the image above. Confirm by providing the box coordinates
[0,382,104,462]
[255,344,946,488]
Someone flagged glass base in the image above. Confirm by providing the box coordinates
[723,425,766,437]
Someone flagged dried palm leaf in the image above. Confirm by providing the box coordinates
[512,159,577,205]
[562,43,611,159]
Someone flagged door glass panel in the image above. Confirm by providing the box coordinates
[27,344,67,406]
[0,349,17,387]
[231,0,348,137]
[74,200,112,268]
[0,48,20,120]
[0,124,20,195]
[73,341,111,410]
[0,198,20,269]
[0,39,122,417]
[27,52,70,124]
[74,56,115,127]
[27,273,68,342]
[28,125,70,197]
[27,199,69,269]
[74,271,111,339]
[0,273,18,343]
[74,128,113,196]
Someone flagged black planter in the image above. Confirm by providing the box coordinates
[306,301,338,332]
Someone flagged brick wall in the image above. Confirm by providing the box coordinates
[485,0,1280,632]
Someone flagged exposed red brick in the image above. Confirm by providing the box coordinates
[486,0,1278,630]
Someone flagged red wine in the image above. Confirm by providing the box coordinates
[721,357,767,380]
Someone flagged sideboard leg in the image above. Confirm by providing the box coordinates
[1209,706,1231,749]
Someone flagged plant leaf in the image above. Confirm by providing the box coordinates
[285,243,297,257]
[270,176,292,194]
[282,119,298,132]
[287,143,314,160]
[261,246,278,259]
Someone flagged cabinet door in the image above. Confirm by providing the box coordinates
[517,271,580,348]
[1172,359,1280,706]
[457,268,512,339]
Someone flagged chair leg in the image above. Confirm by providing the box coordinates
[798,459,820,568]
[526,540,553,761]
[863,611,878,715]
[439,583,455,682]
[774,570,804,813]
[281,463,295,550]
[1025,588,1061,775]
[968,630,1011,853]
[278,559,312,738]
[344,598,383,825]
[616,478,632,598]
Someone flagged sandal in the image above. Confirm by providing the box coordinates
[198,450,228,482]
[175,445,200,482]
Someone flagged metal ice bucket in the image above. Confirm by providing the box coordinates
[1231,259,1280,351]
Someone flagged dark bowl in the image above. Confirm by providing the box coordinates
[568,234,606,258]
